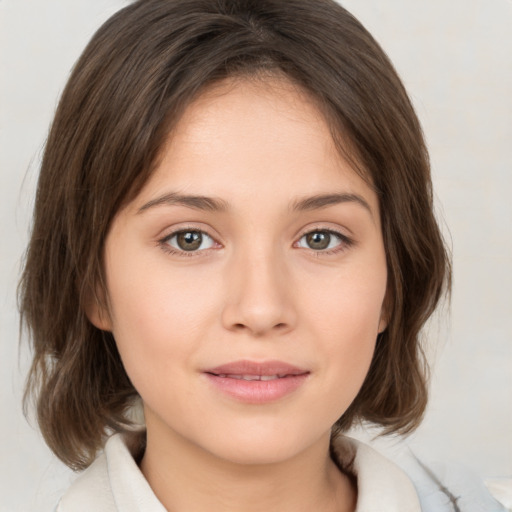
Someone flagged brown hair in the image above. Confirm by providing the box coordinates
[20,0,451,470]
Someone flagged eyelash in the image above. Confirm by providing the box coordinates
[158,226,218,258]
[158,227,354,258]
[296,228,354,256]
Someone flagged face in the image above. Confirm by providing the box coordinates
[90,78,388,465]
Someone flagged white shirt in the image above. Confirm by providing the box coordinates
[56,433,505,511]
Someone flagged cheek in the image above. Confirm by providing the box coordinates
[300,262,386,397]
[104,255,219,391]
[303,261,386,338]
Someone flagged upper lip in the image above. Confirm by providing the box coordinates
[204,360,309,377]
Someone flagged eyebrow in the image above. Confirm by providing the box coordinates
[291,193,373,217]
[137,191,373,218]
[138,192,229,213]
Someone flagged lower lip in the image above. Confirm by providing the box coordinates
[204,374,309,404]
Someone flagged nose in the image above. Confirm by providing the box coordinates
[221,247,297,337]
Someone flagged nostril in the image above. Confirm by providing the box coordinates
[231,322,288,333]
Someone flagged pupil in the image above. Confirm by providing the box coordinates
[177,231,202,251]
[307,231,330,250]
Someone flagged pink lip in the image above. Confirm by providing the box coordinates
[203,360,310,404]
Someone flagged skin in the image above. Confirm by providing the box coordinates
[89,78,388,512]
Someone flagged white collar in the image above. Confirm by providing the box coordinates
[331,435,421,511]
[58,432,421,512]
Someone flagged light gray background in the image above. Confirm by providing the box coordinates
[1,1,511,511]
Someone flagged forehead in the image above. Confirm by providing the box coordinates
[131,77,379,216]
[166,77,333,163]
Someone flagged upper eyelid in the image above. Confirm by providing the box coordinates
[160,224,221,242]
[296,228,351,246]
[164,229,215,242]
[297,225,352,241]
[165,231,217,248]
[302,227,345,236]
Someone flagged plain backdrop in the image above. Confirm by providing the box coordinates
[1,1,511,511]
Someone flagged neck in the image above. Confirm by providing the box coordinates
[140,420,356,512]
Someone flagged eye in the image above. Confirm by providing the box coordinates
[164,230,215,252]
[296,230,348,252]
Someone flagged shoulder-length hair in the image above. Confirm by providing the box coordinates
[20,0,451,470]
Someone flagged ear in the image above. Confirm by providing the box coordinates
[378,288,392,334]
[378,311,388,334]
[84,286,113,332]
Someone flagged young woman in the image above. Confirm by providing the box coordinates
[19,0,504,510]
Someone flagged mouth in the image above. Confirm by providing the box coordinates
[211,374,295,381]
[203,360,310,404]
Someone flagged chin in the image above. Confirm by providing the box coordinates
[202,425,329,466]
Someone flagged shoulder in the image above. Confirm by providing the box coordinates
[332,435,507,512]
[399,454,508,512]
[56,433,165,512]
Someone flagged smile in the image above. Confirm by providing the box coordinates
[204,360,310,404]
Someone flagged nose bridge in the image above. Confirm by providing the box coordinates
[222,239,295,335]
